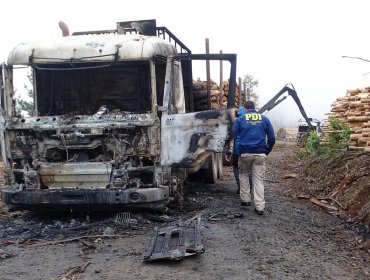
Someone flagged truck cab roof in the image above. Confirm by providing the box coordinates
[7,33,177,66]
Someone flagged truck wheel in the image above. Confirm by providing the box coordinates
[204,154,218,184]
[216,153,223,178]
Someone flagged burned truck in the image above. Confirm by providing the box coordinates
[0,20,236,211]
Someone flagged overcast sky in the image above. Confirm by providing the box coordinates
[1,0,369,127]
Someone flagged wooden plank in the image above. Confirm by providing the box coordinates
[309,197,338,211]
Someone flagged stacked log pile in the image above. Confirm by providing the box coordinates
[326,87,370,152]
[193,80,241,111]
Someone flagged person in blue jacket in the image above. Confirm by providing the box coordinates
[226,106,245,194]
[233,100,275,215]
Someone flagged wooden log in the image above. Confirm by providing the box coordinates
[348,89,361,95]
[211,89,220,96]
[348,116,370,122]
[349,134,362,140]
[349,101,363,107]
[332,108,347,112]
[328,173,351,198]
[359,136,370,142]
[349,111,365,116]
[309,197,338,211]
[358,139,369,145]
[210,84,219,90]
[349,146,365,151]
[211,103,220,109]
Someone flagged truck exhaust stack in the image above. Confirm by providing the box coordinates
[58,21,69,37]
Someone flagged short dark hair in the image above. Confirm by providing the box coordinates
[244,100,255,109]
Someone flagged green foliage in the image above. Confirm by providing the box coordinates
[327,117,350,149]
[297,150,308,160]
[305,131,321,154]
[297,118,350,159]
[296,131,324,159]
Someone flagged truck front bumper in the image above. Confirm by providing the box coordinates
[1,187,170,212]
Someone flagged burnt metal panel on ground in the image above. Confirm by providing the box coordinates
[143,214,204,262]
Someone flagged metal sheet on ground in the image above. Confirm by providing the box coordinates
[143,214,204,262]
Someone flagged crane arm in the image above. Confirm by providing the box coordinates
[257,83,313,131]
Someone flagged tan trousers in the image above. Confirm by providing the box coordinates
[239,153,267,211]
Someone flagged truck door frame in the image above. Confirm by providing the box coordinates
[0,63,10,165]
[160,54,236,168]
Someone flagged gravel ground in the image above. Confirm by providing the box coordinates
[0,141,369,280]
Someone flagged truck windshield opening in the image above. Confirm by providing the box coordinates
[34,62,151,116]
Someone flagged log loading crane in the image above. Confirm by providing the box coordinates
[257,83,318,145]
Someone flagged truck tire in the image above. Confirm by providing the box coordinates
[204,154,218,184]
[216,153,223,178]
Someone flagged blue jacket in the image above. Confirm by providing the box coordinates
[233,106,245,155]
[233,109,275,155]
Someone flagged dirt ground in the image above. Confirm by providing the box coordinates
[0,141,370,280]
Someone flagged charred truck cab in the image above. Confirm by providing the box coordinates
[0,20,236,211]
